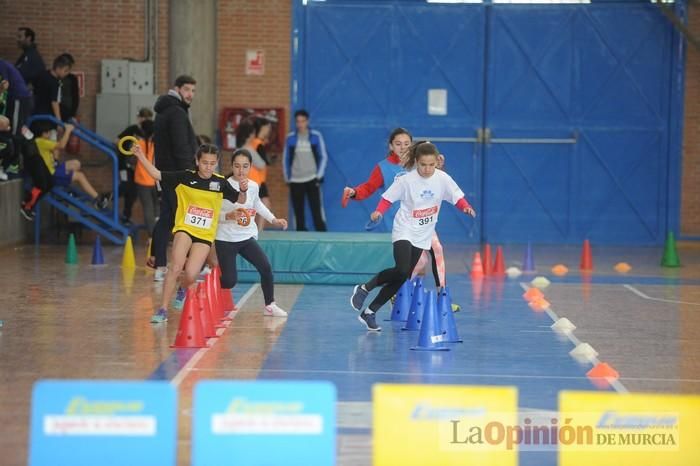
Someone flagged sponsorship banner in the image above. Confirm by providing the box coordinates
[559,391,700,465]
[29,380,177,466]
[192,381,336,466]
[373,384,518,466]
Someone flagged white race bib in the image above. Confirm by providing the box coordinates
[412,206,438,227]
[185,205,214,229]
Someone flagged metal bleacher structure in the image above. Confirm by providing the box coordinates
[26,115,131,245]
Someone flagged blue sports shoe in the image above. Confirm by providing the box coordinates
[351,284,369,311]
[173,287,186,310]
[150,308,168,323]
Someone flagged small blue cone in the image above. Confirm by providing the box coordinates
[402,278,425,331]
[387,280,413,322]
[439,287,462,343]
[411,290,449,352]
[91,236,105,265]
[523,241,535,273]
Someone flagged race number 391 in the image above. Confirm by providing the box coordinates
[186,205,214,229]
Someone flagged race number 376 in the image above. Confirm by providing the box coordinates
[186,205,214,229]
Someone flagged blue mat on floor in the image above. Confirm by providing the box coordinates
[235,231,393,284]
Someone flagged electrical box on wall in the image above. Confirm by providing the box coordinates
[96,94,130,140]
[100,59,129,94]
[128,62,153,94]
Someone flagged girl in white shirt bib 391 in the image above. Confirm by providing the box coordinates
[350,141,476,331]
[215,149,289,317]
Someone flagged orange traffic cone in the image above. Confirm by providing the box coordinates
[470,252,484,279]
[482,244,492,276]
[522,287,544,302]
[580,239,594,271]
[171,288,208,348]
[199,281,225,329]
[211,266,232,321]
[197,282,219,338]
[587,362,619,380]
[492,246,505,276]
[528,297,551,312]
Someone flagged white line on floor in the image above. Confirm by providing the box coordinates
[519,282,629,394]
[623,284,700,306]
[170,284,260,388]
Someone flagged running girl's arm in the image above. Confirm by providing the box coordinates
[131,143,161,181]
[455,198,476,217]
[442,172,476,217]
[349,165,384,201]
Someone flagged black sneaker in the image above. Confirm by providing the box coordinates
[358,311,381,332]
[19,206,34,221]
[351,284,369,311]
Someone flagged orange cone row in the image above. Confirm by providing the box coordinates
[171,266,237,349]
[470,244,507,278]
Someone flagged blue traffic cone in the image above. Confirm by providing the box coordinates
[387,280,413,322]
[439,287,462,343]
[523,241,535,273]
[402,278,425,331]
[91,236,105,265]
[411,290,449,352]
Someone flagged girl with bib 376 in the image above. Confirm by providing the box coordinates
[131,143,246,323]
[350,141,476,331]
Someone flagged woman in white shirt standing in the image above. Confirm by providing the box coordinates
[216,149,289,317]
[350,141,476,331]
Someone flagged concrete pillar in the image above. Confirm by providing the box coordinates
[169,0,217,138]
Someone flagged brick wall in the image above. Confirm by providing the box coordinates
[0,0,170,198]
[217,0,292,221]
[681,4,700,234]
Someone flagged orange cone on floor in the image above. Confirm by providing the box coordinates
[199,281,225,329]
[586,362,619,380]
[522,287,544,302]
[470,252,484,279]
[528,297,551,312]
[171,288,208,348]
[205,272,224,321]
[197,282,219,338]
[580,239,594,271]
[492,246,505,276]
[482,244,492,276]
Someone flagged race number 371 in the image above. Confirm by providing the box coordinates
[186,205,214,229]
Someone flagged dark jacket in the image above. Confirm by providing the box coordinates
[15,44,45,88]
[153,92,197,171]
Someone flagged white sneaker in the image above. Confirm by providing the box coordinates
[264,302,288,317]
[154,267,167,282]
[0,168,7,181]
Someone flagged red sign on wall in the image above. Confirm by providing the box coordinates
[245,50,265,76]
[73,71,85,97]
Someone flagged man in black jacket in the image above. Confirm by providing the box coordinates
[150,75,198,279]
[15,27,45,89]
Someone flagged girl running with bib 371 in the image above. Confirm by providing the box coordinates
[131,143,246,324]
[350,141,475,331]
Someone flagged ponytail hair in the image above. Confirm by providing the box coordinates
[401,141,439,170]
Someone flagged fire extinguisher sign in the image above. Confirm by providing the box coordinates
[245,50,265,76]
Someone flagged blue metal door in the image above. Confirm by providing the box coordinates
[483,4,676,244]
[293,0,682,244]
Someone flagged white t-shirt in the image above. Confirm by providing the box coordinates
[216,179,276,242]
[382,169,465,249]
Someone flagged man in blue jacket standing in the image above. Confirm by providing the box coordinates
[283,109,328,231]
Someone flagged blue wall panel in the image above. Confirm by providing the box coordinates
[293,0,681,244]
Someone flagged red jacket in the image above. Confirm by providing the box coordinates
[353,152,401,200]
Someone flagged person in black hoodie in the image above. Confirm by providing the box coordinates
[150,74,198,279]
[15,27,45,89]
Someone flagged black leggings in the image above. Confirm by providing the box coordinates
[215,238,274,305]
[365,240,424,313]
